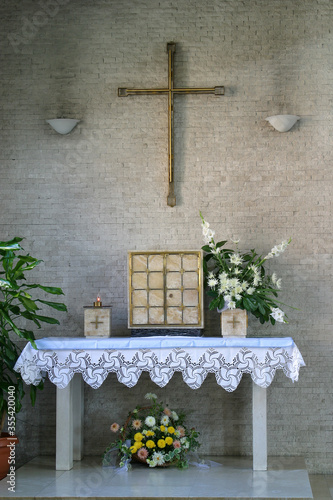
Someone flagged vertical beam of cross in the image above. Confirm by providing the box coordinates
[118,42,224,207]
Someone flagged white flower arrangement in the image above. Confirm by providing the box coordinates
[200,212,292,324]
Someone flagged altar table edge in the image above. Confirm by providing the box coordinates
[14,336,305,392]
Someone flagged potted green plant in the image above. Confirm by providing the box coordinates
[0,237,67,479]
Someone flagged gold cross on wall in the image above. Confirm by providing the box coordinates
[91,317,104,329]
[118,42,224,207]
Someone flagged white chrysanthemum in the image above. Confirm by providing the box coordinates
[224,294,232,303]
[160,415,169,426]
[208,277,218,288]
[247,287,255,295]
[233,267,241,275]
[253,276,261,286]
[152,452,165,465]
[276,278,282,289]
[218,284,229,294]
[230,253,243,265]
[147,458,157,468]
[145,393,157,401]
[271,273,277,284]
[241,281,249,290]
[171,411,179,421]
[270,307,286,323]
[228,300,236,309]
[229,278,239,288]
[145,416,156,427]
[180,438,190,449]
[219,276,229,286]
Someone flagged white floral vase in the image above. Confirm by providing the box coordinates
[220,309,248,337]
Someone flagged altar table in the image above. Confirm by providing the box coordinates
[14,336,305,472]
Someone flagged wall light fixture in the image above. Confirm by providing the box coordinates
[265,115,300,133]
[46,118,80,135]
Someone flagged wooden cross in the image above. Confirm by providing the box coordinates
[227,316,241,329]
[118,42,224,207]
[91,317,103,329]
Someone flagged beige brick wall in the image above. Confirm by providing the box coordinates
[1,0,332,473]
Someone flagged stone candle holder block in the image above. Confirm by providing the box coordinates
[84,306,112,337]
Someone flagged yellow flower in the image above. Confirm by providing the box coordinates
[167,426,175,434]
[146,430,155,437]
[165,436,173,445]
[157,439,166,448]
[134,432,144,442]
[160,425,166,432]
[134,441,144,450]
[146,440,156,449]
[130,445,137,454]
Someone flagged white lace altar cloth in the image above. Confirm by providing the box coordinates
[14,336,305,391]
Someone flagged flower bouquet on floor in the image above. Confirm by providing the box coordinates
[103,393,200,469]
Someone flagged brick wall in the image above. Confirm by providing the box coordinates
[0,0,332,473]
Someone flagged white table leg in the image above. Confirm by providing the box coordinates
[252,382,267,471]
[73,374,84,460]
[56,380,73,470]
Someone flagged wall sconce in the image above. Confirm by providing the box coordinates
[265,115,300,133]
[46,118,80,135]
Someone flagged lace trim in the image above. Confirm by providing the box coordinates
[15,345,304,391]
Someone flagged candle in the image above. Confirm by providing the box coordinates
[94,295,102,307]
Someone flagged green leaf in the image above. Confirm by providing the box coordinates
[27,284,65,295]
[30,386,37,406]
[201,245,212,253]
[21,260,42,272]
[20,310,42,327]
[18,330,36,346]
[243,297,255,311]
[33,314,60,325]
[258,303,266,315]
[5,347,17,360]
[218,296,225,310]
[209,296,221,310]
[18,295,39,312]
[7,304,21,315]
[0,238,23,251]
[0,309,22,336]
[37,299,67,312]
[13,255,39,278]
[216,240,228,248]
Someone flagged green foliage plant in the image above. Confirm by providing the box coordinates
[0,237,67,433]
